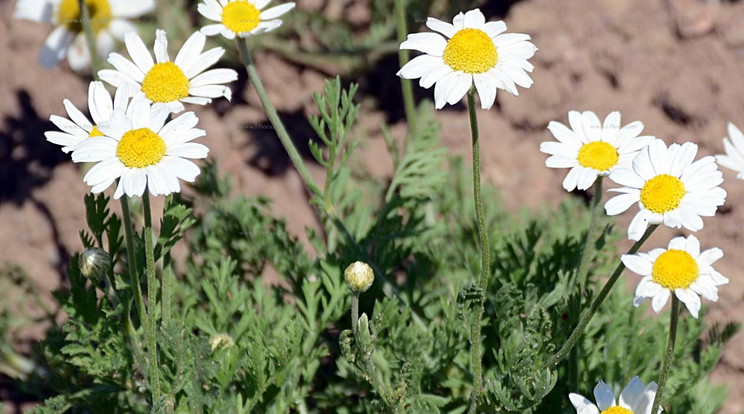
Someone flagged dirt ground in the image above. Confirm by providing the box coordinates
[3,0,744,412]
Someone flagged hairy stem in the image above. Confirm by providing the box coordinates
[77,0,99,76]
[467,88,489,412]
[651,296,680,414]
[548,225,658,368]
[142,191,160,401]
[351,293,360,334]
[394,0,416,137]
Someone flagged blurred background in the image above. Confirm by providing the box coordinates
[2,0,744,411]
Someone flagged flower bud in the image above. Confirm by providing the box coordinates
[344,261,374,293]
[209,333,235,351]
[79,248,111,281]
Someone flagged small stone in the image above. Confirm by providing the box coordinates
[669,0,719,39]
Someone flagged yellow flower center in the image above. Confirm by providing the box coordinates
[57,0,112,33]
[652,249,699,289]
[577,141,619,171]
[640,174,686,213]
[221,1,261,33]
[88,125,105,138]
[601,407,634,414]
[116,128,166,168]
[141,62,190,103]
[442,28,498,74]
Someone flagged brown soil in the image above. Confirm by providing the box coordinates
[3,0,744,412]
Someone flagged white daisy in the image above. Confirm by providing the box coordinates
[71,96,208,198]
[45,81,134,153]
[605,139,726,240]
[197,0,296,39]
[622,235,728,318]
[396,8,536,110]
[715,122,744,179]
[13,0,154,71]
[541,111,654,191]
[98,29,238,113]
[569,376,660,414]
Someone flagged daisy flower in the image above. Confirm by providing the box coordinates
[622,234,728,318]
[396,8,536,110]
[569,376,660,414]
[71,96,208,198]
[13,0,154,71]
[98,29,238,113]
[45,81,134,153]
[715,122,744,179]
[541,111,654,191]
[197,0,296,39]
[605,139,726,240]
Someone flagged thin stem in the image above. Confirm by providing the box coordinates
[142,191,160,401]
[548,225,659,368]
[467,88,489,411]
[651,296,680,414]
[568,178,604,392]
[121,197,147,328]
[351,293,360,334]
[77,0,99,77]
[394,0,416,137]
[162,253,172,325]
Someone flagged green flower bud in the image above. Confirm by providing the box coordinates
[210,333,235,351]
[79,248,111,280]
[344,261,374,293]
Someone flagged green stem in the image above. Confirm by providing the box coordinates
[568,178,604,392]
[142,191,160,401]
[548,225,658,368]
[162,253,172,325]
[351,293,360,334]
[466,88,489,411]
[77,0,99,76]
[121,197,147,328]
[394,0,416,137]
[651,296,680,414]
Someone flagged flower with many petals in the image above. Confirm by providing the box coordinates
[71,96,208,198]
[99,30,237,113]
[396,8,536,110]
[569,376,660,414]
[13,0,154,71]
[715,122,744,179]
[198,0,296,39]
[622,235,727,319]
[605,139,726,240]
[541,111,654,191]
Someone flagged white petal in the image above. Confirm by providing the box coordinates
[154,29,170,63]
[63,99,93,131]
[445,72,472,105]
[433,72,457,109]
[124,32,154,73]
[621,254,652,275]
[14,0,54,22]
[601,111,621,143]
[697,247,723,267]
[260,2,295,19]
[548,121,582,148]
[111,0,156,18]
[175,31,206,71]
[400,33,447,56]
[184,47,224,79]
[167,142,209,158]
[108,19,138,39]
[675,288,701,318]
[190,68,238,87]
[483,21,507,38]
[161,156,201,182]
[628,210,652,240]
[669,141,697,177]
[45,131,84,152]
[473,72,497,109]
[462,9,486,28]
[201,23,227,36]
[618,376,645,409]
[197,0,222,21]
[568,111,588,143]
[108,52,146,82]
[189,84,232,99]
[426,17,456,38]
[609,168,644,189]
[39,27,74,68]
[582,111,602,142]
[50,114,88,138]
[89,81,113,125]
[651,289,670,313]
[593,381,616,410]
[568,394,600,414]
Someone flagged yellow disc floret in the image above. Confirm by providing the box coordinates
[577,141,619,171]
[442,29,498,74]
[57,0,112,33]
[601,407,634,414]
[116,128,166,168]
[221,1,261,33]
[141,62,190,103]
[640,174,686,213]
[652,249,699,289]
[88,125,105,138]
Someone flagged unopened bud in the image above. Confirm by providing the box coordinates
[79,248,110,280]
[210,333,235,351]
[344,261,374,293]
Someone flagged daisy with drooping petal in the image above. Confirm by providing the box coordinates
[45,81,134,153]
[605,139,726,240]
[569,376,660,414]
[71,96,208,198]
[541,111,654,191]
[396,8,536,110]
[715,122,744,179]
[197,0,296,39]
[13,0,154,71]
[622,234,728,319]
[98,30,238,113]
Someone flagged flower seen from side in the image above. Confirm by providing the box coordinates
[396,8,536,110]
[13,0,154,71]
[71,96,208,198]
[98,30,238,113]
[45,81,134,153]
[541,111,654,191]
[569,376,660,414]
[622,234,727,319]
[715,122,744,179]
[197,0,296,39]
[605,139,726,240]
